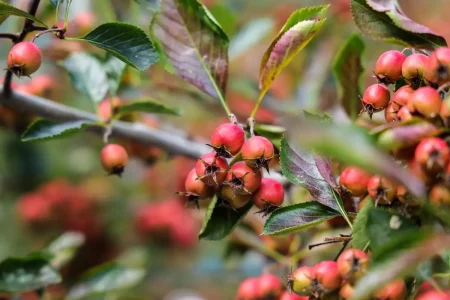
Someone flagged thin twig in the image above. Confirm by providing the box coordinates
[0,33,19,42]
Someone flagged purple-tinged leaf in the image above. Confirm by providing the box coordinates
[314,155,338,189]
[351,0,446,49]
[151,0,229,104]
[258,5,328,100]
[378,122,441,151]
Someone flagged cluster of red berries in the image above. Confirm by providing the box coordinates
[236,273,288,300]
[7,42,42,77]
[135,198,198,248]
[363,48,450,121]
[179,119,284,215]
[17,179,102,239]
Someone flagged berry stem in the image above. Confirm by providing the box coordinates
[31,28,65,42]
[250,93,264,119]
[247,117,255,137]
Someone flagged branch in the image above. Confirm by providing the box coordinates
[0,88,209,159]
[0,33,19,42]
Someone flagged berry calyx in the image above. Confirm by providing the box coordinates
[367,176,397,205]
[414,137,449,174]
[385,101,401,123]
[219,185,252,209]
[374,279,406,300]
[339,167,372,197]
[392,85,415,106]
[289,266,316,296]
[100,144,128,176]
[241,136,275,172]
[7,42,42,77]
[362,84,390,118]
[280,290,308,300]
[253,178,284,217]
[178,168,214,208]
[337,249,369,284]
[209,122,245,157]
[314,261,342,293]
[401,53,429,88]
[425,47,450,86]
[429,184,450,207]
[409,87,442,118]
[195,152,229,186]
[375,50,406,84]
[236,277,259,300]
[257,273,284,299]
[224,161,262,195]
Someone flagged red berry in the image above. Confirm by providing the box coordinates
[100,144,128,175]
[339,167,372,197]
[402,53,429,84]
[374,279,406,300]
[440,97,450,124]
[425,47,450,86]
[253,178,284,215]
[385,102,401,123]
[257,273,284,299]
[362,84,390,117]
[241,136,275,172]
[224,161,262,195]
[392,85,415,106]
[290,266,315,296]
[209,123,245,157]
[397,105,413,122]
[337,249,369,283]
[416,290,450,300]
[280,290,308,300]
[236,277,259,300]
[375,50,406,83]
[219,185,252,209]
[367,176,397,205]
[180,168,214,208]
[397,186,419,206]
[415,137,449,173]
[410,87,442,118]
[7,42,42,77]
[195,152,229,186]
[340,283,354,300]
[314,261,342,292]
[416,281,435,297]
[430,184,450,207]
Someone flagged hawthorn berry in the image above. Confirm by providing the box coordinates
[314,261,342,293]
[367,176,397,205]
[397,105,413,122]
[429,184,450,207]
[236,277,259,300]
[397,186,419,207]
[340,283,354,300]
[241,136,275,172]
[416,290,450,300]
[257,273,284,299]
[209,122,245,157]
[375,50,406,83]
[339,167,372,197]
[374,279,406,300]
[337,249,369,284]
[385,101,401,123]
[253,178,284,216]
[425,47,450,86]
[416,281,435,297]
[219,185,252,209]
[100,144,128,176]
[414,137,449,174]
[280,290,308,300]
[178,168,214,208]
[440,97,450,125]
[402,53,429,88]
[289,266,315,296]
[7,42,42,77]
[409,87,442,118]
[392,85,415,106]
[224,161,262,195]
[195,152,229,186]
[362,84,390,118]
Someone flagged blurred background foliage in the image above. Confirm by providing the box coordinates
[0,0,449,299]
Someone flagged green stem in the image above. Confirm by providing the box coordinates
[218,92,232,116]
[250,92,265,119]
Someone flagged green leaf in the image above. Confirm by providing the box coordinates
[199,195,253,240]
[63,53,109,103]
[0,1,48,26]
[208,4,237,37]
[0,254,61,293]
[280,136,340,211]
[288,121,426,199]
[254,124,286,150]
[229,18,274,59]
[262,201,340,236]
[303,110,332,122]
[352,197,374,249]
[332,33,365,120]
[67,263,145,300]
[80,22,159,71]
[351,235,450,300]
[22,120,94,142]
[117,100,181,116]
[350,0,447,49]
[47,232,85,270]
[104,54,126,97]
[258,6,328,100]
[151,0,229,104]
